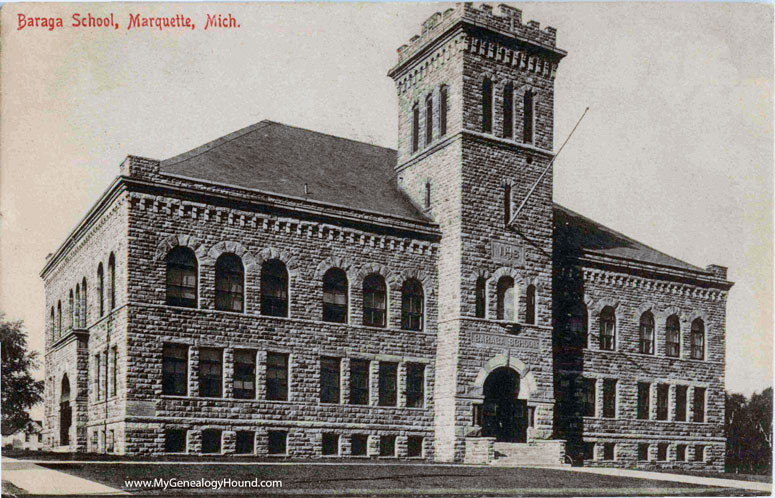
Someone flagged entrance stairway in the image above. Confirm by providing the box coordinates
[492,442,567,467]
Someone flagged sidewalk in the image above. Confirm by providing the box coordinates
[558,466,772,493]
[2,457,127,495]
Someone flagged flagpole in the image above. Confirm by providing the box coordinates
[508,106,589,227]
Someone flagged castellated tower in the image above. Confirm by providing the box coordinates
[389,3,566,462]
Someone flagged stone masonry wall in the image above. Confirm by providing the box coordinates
[123,166,440,457]
[42,191,130,451]
[554,261,729,471]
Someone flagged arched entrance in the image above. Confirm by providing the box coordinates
[482,367,527,443]
[59,375,71,446]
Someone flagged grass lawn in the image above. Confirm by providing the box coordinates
[32,462,767,497]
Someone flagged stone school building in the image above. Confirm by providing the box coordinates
[41,3,732,469]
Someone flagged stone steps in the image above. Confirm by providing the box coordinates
[492,442,568,467]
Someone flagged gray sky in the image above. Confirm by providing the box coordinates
[1,2,772,414]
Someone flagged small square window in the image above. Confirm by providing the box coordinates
[201,429,222,454]
[603,443,615,461]
[268,431,287,455]
[638,443,650,461]
[351,434,368,456]
[582,442,594,461]
[165,429,187,453]
[322,433,339,456]
[694,445,706,462]
[236,431,254,455]
[407,436,424,458]
[657,443,668,461]
[380,435,396,457]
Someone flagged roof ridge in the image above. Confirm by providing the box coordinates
[162,120,274,167]
[553,202,704,273]
[261,120,398,153]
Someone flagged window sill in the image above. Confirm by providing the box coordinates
[145,303,436,336]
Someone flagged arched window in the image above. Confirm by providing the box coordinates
[108,253,116,310]
[69,290,74,329]
[503,82,514,138]
[482,78,493,133]
[80,278,87,328]
[50,308,55,341]
[496,276,515,322]
[599,306,616,351]
[97,263,104,317]
[525,284,536,324]
[439,86,448,137]
[639,311,655,355]
[57,301,62,337]
[568,304,588,348]
[523,90,535,144]
[215,254,244,312]
[261,259,288,317]
[475,277,487,318]
[425,94,433,145]
[425,180,432,209]
[165,247,197,308]
[691,318,705,360]
[74,285,80,329]
[363,274,387,328]
[401,279,423,331]
[322,268,348,323]
[504,184,512,226]
[411,104,420,153]
[666,315,680,357]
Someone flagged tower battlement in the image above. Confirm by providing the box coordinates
[395,3,559,67]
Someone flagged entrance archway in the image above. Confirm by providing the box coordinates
[482,367,527,442]
[59,375,71,446]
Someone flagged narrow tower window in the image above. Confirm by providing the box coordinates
[504,183,512,226]
[496,276,515,322]
[525,284,536,324]
[475,277,487,318]
[439,86,448,137]
[97,263,104,317]
[424,180,431,209]
[503,82,514,138]
[482,78,493,133]
[411,105,419,153]
[523,90,535,144]
[425,94,433,145]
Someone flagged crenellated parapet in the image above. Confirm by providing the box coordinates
[392,3,563,73]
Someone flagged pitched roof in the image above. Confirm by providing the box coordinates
[160,120,702,273]
[553,203,704,273]
[160,120,428,222]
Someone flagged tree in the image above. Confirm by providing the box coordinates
[726,388,773,474]
[0,315,44,436]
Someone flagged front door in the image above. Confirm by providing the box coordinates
[59,402,71,446]
[482,367,527,442]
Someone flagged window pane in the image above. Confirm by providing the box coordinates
[261,260,288,317]
[378,362,397,407]
[406,363,425,408]
[350,359,370,405]
[267,353,289,401]
[320,357,341,404]
[234,350,256,399]
[199,348,222,398]
[323,269,348,323]
[215,254,243,312]
[163,344,188,396]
